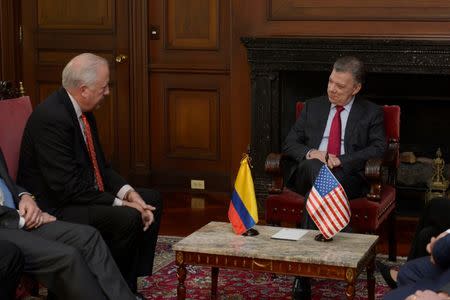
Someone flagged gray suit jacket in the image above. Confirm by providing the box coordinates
[0,149,25,229]
[282,95,386,183]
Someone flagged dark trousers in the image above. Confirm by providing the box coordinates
[59,188,163,292]
[384,257,450,299]
[0,240,24,300]
[0,221,134,300]
[289,159,366,230]
[408,197,450,261]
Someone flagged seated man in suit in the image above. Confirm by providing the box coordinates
[0,148,135,300]
[384,230,450,299]
[283,56,386,299]
[378,197,450,289]
[0,240,24,299]
[18,52,163,296]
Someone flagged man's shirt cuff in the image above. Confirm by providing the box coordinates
[117,185,134,200]
[18,192,32,198]
[113,198,123,206]
[17,212,25,229]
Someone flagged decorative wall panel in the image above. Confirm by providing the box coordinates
[268,0,450,21]
[167,89,219,159]
[166,0,218,49]
[38,0,113,29]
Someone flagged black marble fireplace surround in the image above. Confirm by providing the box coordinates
[241,37,450,211]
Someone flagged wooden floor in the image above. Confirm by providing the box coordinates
[160,191,418,257]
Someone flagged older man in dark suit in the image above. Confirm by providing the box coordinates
[0,149,135,300]
[283,56,386,299]
[18,53,163,296]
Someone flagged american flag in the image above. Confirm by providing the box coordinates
[306,165,350,239]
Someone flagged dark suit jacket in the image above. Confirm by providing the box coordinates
[433,233,450,270]
[282,95,386,184]
[18,87,127,216]
[0,149,26,229]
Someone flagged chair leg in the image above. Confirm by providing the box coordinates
[388,212,397,262]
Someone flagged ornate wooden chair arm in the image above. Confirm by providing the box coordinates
[365,158,383,201]
[384,139,400,168]
[0,81,24,100]
[265,152,284,194]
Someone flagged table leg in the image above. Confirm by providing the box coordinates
[176,263,187,300]
[345,269,356,299]
[211,267,219,299]
[367,256,375,300]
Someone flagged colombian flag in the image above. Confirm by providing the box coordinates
[228,155,259,234]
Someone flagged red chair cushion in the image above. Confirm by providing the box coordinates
[383,106,400,141]
[266,185,396,233]
[349,185,396,232]
[0,96,32,181]
[266,188,304,225]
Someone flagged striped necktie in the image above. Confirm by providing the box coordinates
[80,114,105,192]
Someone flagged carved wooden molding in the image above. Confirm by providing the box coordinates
[130,0,150,174]
[242,37,450,74]
[0,0,20,81]
[268,0,450,21]
[176,250,374,280]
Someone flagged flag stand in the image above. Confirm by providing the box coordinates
[242,228,259,236]
[314,233,332,242]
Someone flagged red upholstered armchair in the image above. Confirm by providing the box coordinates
[265,101,400,261]
[0,81,39,298]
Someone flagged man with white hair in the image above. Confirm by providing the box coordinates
[18,53,163,298]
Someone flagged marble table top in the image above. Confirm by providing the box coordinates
[173,221,378,268]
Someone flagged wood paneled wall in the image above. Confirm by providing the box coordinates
[0,0,20,82]
[148,0,231,191]
[3,0,450,194]
[20,0,132,176]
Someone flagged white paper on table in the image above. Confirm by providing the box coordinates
[270,228,308,241]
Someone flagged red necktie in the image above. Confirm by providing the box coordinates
[81,114,105,191]
[327,106,344,156]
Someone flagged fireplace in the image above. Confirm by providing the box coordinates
[241,37,450,214]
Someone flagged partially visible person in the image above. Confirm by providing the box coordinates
[384,230,450,299]
[0,240,24,300]
[378,197,450,289]
[405,289,450,300]
[18,53,162,296]
[283,56,386,299]
[0,148,135,300]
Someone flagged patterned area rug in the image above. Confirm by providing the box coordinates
[139,236,404,300]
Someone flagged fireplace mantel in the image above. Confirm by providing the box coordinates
[241,37,450,208]
[242,37,450,74]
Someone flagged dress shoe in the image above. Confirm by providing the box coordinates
[376,261,398,289]
[292,276,311,300]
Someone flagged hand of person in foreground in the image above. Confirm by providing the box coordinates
[122,197,155,231]
[405,290,449,300]
[19,195,56,229]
